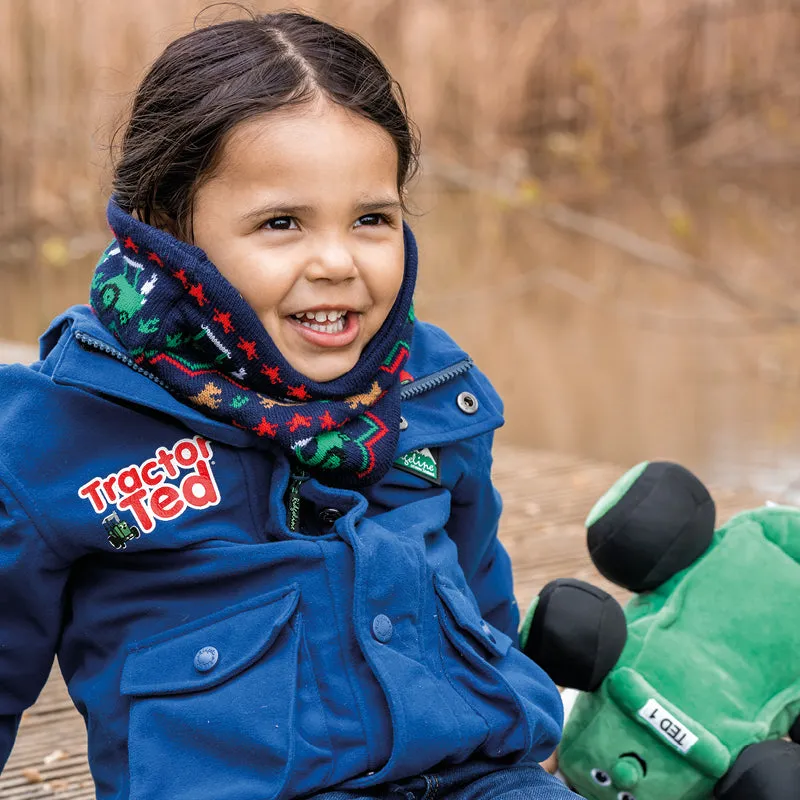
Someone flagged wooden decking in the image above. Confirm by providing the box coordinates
[0,440,764,797]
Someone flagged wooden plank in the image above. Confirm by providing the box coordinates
[0,445,766,795]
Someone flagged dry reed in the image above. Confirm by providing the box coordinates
[1,0,800,340]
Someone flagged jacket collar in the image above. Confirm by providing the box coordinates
[40,305,503,454]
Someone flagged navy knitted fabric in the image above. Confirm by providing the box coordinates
[90,199,416,487]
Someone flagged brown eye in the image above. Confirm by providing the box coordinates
[591,769,612,786]
[264,216,296,231]
[355,214,386,227]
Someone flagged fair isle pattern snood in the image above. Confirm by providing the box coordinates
[90,199,417,488]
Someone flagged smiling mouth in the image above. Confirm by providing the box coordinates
[287,308,361,347]
[291,309,349,334]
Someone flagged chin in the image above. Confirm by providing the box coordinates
[297,359,357,384]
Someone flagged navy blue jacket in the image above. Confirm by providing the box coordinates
[0,305,562,799]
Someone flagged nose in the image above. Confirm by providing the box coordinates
[305,235,357,284]
[610,755,644,790]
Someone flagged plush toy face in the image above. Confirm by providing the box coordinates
[559,696,712,800]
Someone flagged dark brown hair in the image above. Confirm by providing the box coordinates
[112,8,420,239]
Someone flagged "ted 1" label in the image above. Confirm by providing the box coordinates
[638,699,699,754]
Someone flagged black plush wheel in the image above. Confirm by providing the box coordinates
[586,461,716,592]
[789,714,800,744]
[714,740,800,800]
[521,578,627,691]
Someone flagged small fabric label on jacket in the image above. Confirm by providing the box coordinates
[394,447,440,485]
[638,698,698,754]
[78,436,221,544]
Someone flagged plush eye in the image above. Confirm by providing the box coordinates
[618,793,636,800]
[591,768,612,786]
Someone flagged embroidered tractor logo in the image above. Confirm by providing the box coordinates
[103,511,141,550]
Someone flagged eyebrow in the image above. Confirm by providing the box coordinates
[240,197,402,224]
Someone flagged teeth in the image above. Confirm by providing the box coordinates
[293,311,347,322]
[295,315,346,334]
[294,309,346,322]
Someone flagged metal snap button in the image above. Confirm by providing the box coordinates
[399,415,408,431]
[480,620,496,643]
[371,614,393,643]
[318,507,342,525]
[194,646,219,672]
[456,392,479,415]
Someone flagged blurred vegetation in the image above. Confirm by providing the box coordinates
[3,0,800,486]
[3,0,800,339]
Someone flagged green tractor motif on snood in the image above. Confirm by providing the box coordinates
[92,248,159,333]
[521,462,800,800]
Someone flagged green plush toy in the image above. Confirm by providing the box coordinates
[522,461,800,800]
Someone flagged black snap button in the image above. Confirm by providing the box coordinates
[456,391,479,415]
[318,507,342,525]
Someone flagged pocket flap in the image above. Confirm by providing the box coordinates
[121,585,300,696]
[434,574,512,658]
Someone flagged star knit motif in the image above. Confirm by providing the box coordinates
[213,309,235,334]
[189,283,208,306]
[320,410,337,430]
[89,199,418,488]
[287,384,311,401]
[260,365,281,384]
[288,413,313,433]
[254,418,279,437]
[237,338,258,361]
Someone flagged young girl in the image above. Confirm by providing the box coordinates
[0,11,581,800]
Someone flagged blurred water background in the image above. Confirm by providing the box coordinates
[3,0,800,498]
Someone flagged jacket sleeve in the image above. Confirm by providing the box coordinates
[445,431,521,643]
[0,473,70,771]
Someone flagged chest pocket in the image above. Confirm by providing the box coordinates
[120,585,333,799]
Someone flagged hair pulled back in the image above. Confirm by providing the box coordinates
[112,9,419,238]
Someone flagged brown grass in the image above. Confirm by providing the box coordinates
[2,0,800,340]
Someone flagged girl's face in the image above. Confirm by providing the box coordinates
[191,98,405,383]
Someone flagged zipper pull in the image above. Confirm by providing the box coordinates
[285,472,308,533]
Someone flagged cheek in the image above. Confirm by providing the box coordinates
[377,251,406,309]
[220,252,291,315]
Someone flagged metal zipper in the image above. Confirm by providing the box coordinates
[76,330,472,402]
[399,357,473,401]
[73,331,168,388]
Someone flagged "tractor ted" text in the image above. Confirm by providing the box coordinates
[78,436,220,533]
